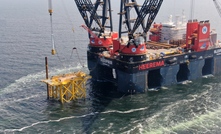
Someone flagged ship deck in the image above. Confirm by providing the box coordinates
[101,40,221,63]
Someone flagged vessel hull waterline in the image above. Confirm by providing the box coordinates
[87,48,221,93]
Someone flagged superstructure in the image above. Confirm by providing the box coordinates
[74,0,221,93]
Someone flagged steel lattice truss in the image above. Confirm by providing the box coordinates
[119,0,163,39]
[74,0,113,33]
[74,0,163,40]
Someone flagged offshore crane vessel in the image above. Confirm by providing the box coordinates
[74,0,221,93]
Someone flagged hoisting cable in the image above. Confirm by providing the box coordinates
[61,0,75,33]
[48,0,66,69]
[60,0,85,67]
[48,0,56,55]
[70,47,85,68]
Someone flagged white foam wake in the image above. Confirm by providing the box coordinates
[0,94,42,107]
[101,107,149,114]
[0,64,86,108]
[178,80,192,85]
[0,64,84,95]
[4,106,149,132]
[126,83,220,134]
[4,112,97,132]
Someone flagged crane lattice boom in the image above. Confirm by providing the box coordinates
[213,0,221,18]
[74,0,113,33]
[118,0,163,39]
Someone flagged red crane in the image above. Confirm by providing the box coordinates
[81,24,98,39]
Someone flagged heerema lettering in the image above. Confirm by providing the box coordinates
[139,60,165,70]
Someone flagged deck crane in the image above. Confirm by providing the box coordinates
[81,24,99,39]
[213,0,221,18]
[118,0,163,41]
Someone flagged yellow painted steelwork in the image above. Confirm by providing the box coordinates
[51,49,56,55]
[41,71,91,103]
[48,9,53,14]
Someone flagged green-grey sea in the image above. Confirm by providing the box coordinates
[1,0,221,133]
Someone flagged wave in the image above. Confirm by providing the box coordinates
[178,80,193,85]
[4,106,150,132]
[140,107,221,134]
[3,74,221,133]
[3,83,221,134]
[0,64,85,95]
[0,64,87,108]
[125,84,221,134]
[101,107,149,114]
[4,112,97,132]
[0,94,42,107]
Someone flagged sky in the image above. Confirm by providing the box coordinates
[0,0,220,34]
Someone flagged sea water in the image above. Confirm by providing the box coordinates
[1,0,221,133]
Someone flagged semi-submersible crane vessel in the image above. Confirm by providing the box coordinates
[74,0,221,93]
